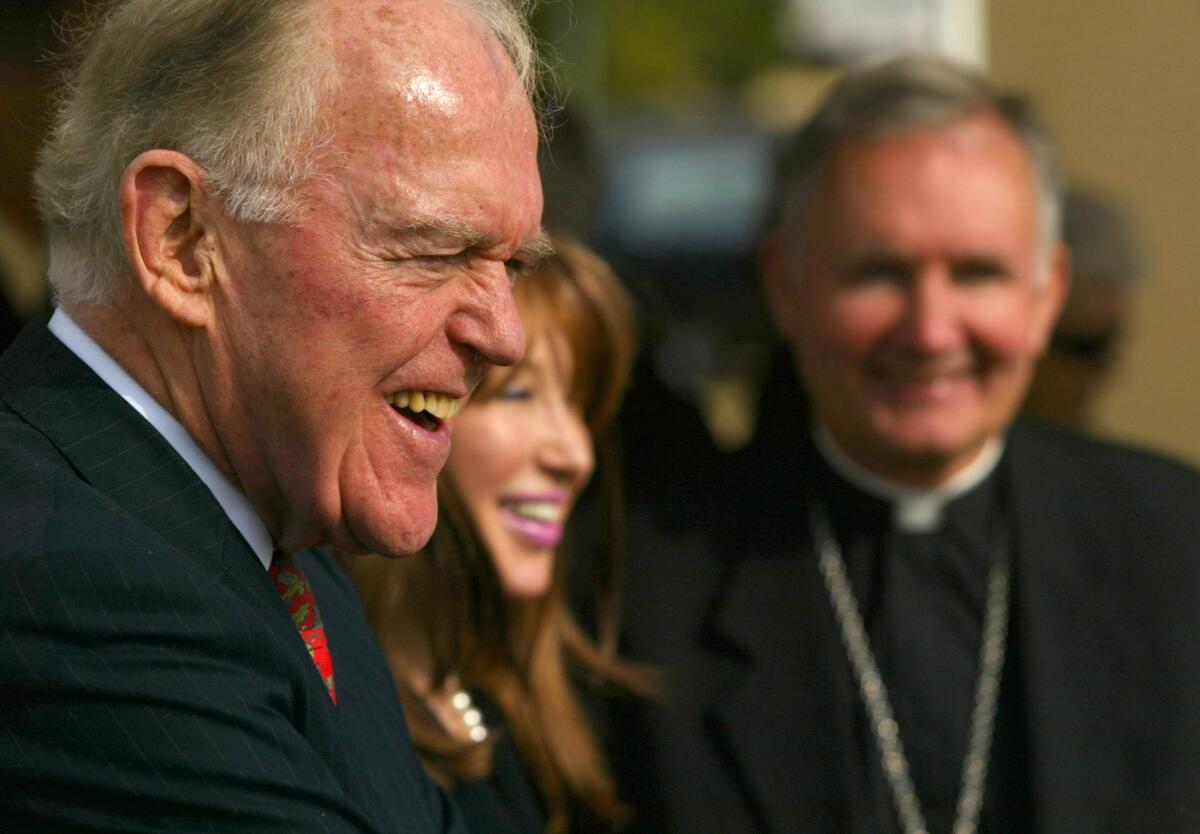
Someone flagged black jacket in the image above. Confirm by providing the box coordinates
[612,415,1200,833]
[0,320,466,833]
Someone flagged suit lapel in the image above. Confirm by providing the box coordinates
[0,321,286,626]
[1005,426,1126,831]
[703,433,851,833]
[708,545,851,833]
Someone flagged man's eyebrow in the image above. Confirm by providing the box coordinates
[391,219,553,265]
[392,216,488,248]
[949,254,1012,273]
[514,229,555,263]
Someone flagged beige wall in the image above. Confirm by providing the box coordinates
[992,2,1200,465]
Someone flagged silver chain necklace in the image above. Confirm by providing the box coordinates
[812,505,1010,834]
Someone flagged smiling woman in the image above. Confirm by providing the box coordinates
[350,238,655,834]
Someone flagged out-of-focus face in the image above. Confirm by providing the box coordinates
[446,324,595,601]
[204,0,545,555]
[766,113,1067,486]
[1023,281,1129,427]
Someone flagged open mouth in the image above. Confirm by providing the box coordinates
[497,493,570,549]
[500,499,562,523]
[389,390,460,432]
[499,504,566,549]
[872,361,975,384]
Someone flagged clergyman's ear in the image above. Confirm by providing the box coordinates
[1031,241,1072,355]
[119,150,216,328]
[760,230,798,341]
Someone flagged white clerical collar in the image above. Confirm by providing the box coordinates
[48,309,275,570]
[813,423,1004,534]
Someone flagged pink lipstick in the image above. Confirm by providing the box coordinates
[499,491,570,549]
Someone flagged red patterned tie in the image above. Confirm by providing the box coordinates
[269,554,337,703]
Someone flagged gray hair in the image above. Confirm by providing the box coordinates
[35,0,541,310]
[769,54,1063,269]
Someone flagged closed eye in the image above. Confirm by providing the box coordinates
[409,251,537,285]
[951,257,1012,284]
[505,256,538,283]
[499,383,533,401]
[845,255,912,285]
[387,252,467,278]
[413,252,469,268]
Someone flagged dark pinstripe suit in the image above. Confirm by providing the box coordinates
[0,321,467,833]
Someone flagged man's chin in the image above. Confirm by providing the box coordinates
[338,501,439,558]
[871,424,993,484]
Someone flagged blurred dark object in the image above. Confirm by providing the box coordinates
[0,0,88,351]
[0,280,19,352]
[539,103,603,240]
[596,120,771,317]
[1024,183,1145,428]
[594,119,778,497]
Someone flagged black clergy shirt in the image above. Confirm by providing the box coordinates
[811,443,1034,833]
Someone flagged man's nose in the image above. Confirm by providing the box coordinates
[899,267,962,354]
[451,263,526,368]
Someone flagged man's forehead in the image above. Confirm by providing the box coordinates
[818,124,1036,218]
[317,0,533,161]
[825,115,1035,188]
[321,0,514,106]
[321,0,476,46]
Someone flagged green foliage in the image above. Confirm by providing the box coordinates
[534,0,782,104]
[612,0,778,96]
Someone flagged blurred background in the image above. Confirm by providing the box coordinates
[529,0,1200,468]
[3,0,1198,466]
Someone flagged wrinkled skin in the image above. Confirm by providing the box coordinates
[201,0,544,555]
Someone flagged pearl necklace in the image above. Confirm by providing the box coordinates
[450,688,489,743]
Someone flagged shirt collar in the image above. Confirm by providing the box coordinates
[813,422,1004,534]
[48,308,275,570]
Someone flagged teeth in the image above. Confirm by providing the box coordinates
[389,390,462,420]
[509,502,560,523]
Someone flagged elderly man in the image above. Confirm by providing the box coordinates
[0,0,545,830]
[615,56,1200,834]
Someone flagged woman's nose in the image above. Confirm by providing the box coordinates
[538,404,594,485]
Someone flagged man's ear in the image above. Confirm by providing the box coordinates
[119,150,217,328]
[1031,241,1072,354]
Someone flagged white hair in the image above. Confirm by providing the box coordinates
[35,0,541,310]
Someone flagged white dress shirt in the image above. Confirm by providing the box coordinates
[48,309,275,569]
